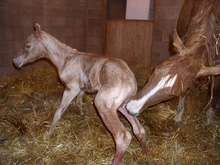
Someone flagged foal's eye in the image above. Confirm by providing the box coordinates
[25,44,31,49]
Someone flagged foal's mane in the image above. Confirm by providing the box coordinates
[43,31,77,55]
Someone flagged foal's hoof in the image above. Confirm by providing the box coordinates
[141,145,148,155]
[174,121,182,129]
[143,148,148,155]
[44,131,50,140]
[205,124,213,130]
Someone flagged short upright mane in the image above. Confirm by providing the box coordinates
[165,0,220,94]
[43,31,77,54]
[181,0,220,66]
[183,0,214,46]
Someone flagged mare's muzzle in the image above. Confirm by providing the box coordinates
[125,98,139,117]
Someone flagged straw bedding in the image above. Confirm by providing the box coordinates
[0,64,219,164]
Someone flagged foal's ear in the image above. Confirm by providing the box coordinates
[34,23,41,37]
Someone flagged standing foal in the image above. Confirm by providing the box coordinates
[13,23,147,165]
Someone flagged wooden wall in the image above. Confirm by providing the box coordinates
[106,20,153,66]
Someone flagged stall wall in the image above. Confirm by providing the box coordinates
[106,20,153,66]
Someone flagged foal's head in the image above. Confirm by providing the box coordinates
[13,23,46,68]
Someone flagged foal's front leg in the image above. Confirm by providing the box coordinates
[76,91,85,115]
[47,86,80,135]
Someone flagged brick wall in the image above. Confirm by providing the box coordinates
[86,0,105,54]
[0,0,104,78]
[107,0,126,19]
[151,0,185,67]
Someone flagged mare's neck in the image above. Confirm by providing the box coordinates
[41,32,76,72]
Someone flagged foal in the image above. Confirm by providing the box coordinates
[13,23,147,165]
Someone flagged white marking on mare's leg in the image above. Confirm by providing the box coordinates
[127,74,177,115]
[174,95,185,123]
[205,107,215,126]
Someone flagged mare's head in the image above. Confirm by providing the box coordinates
[13,23,46,68]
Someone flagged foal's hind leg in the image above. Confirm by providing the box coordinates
[118,107,147,154]
[76,91,85,115]
[95,96,132,165]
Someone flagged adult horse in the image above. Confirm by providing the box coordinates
[125,0,220,127]
[177,0,220,126]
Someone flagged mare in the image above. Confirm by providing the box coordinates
[177,0,220,126]
[126,0,220,127]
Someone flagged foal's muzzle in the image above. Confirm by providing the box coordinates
[13,58,23,68]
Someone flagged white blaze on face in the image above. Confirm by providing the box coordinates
[127,74,177,115]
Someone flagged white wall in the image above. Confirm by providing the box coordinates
[126,0,151,20]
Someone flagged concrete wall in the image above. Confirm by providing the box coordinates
[0,0,104,78]
[151,0,185,67]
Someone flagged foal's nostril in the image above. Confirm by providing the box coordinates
[13,58,19,66]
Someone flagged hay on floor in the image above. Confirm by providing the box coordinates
[0,64,219,164]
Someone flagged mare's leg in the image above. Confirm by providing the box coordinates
[173,95,185,126]
[48,87,80,135]
[76,91,85,115]
[206,75,220,126]
[118,107,147,154]
[206,107,215,126]
[95,91,132,165]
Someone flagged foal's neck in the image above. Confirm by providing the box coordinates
[41,32,77,72]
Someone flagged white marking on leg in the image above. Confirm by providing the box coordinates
[127,74,177,114]
[174,96,185,123]
[205,107,215,126]
[115,131,132,150]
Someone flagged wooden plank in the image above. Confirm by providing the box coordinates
[105,19,153,66]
